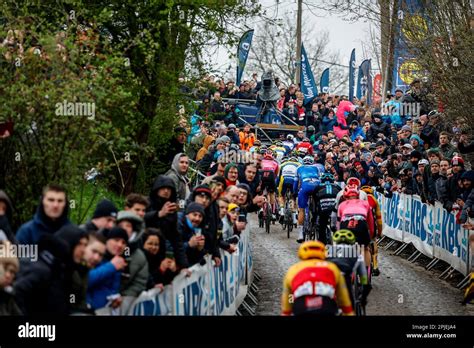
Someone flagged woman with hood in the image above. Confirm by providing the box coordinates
[144,175,189,270]
[410,134,425,155]
[165,153,191,203]
[196,135,215,162]
[0,190,16,243]
[140,228,178,290]
[55,225,90,314]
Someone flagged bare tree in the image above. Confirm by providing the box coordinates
[246,11,349,94]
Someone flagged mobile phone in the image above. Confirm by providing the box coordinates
[238,214,247,223]
[165,250,175,260]
[194,228,202,236]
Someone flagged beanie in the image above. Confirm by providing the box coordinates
[92,199,118,219]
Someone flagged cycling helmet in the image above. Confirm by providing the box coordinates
[297,150,306,158]
[347,177,361,188]
[254,140,261,146]
[303,137,310,142]
[361,185,374,195]
[332,229,356,245]
[287,134,294,141]
[302,156,314,165]
[281,156,289,162]
[298,240,326,260]
[307,125,315,132]
[264,149,274,159]
[275,141,283,147]
[289,156,298,162]
[343,185,359,199]
[320,172,334,183]
[259,146,268,155]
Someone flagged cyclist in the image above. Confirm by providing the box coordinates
[337,185,374,267]
[294,155,321,243]
[261,149,280,220]
[282,134,296,153]
[281,240,354,316]
[295,137,314,155]
[270,141,287,161]
[361,185,383,276]
[277,156,301,225]
[327,229,371,310]
[335,177,368,209]
[249,139,261,155]
[313,172,341,244]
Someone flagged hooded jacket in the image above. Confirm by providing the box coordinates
[145,176,189,268]
[177,212,206,266]
[55,225,91,314]
[16,196,71,245]
[196,135,215,161]
[14,234,70,315]
[0,190,16,243]
[165,153,191,202]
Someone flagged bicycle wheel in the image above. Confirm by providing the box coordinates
[265,201,272,234]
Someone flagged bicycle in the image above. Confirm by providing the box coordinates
[352,266,367,316]
[282,190,294,238]
[303,195,317,241]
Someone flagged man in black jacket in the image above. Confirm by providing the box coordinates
[145,175,189,271]
[0,190,15,243]
[367,113,391,142]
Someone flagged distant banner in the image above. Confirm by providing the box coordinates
[348,48,356,101]
[236,29,254,86]
[372,73,382,103]
[320,68,330,94]
[376,192,470,275]
[300,43,318,104]
[356,59,372,105]
[391,0,426,93]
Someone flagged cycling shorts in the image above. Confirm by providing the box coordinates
[340,219,371,246]
[293,296,338,316]
[281,177,295,196]
[261,170,277,193]
[297,181,319,209]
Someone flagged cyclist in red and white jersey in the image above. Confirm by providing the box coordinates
[261,150,280,219]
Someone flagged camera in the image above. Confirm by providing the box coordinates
[238,214,247,223]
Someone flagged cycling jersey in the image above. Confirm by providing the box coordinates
[282,259,354,316]
[327,247,367,307]
[314,183,341,214]
[295,141,314,155]
[270,145,287,161]
[261,158,280,193]
[261,158,279,174]
[282,140,295,153]
[277,160,301,195]
[366,194,383,237]
[337,199,375,245]
[335,189,368,210]
[294,165,320,209]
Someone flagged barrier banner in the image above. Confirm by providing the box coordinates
[127,286,173,316]
[376,191,470,275]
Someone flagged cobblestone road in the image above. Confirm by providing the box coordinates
[249,215,474,316]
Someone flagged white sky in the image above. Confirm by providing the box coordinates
[206,0,377,81]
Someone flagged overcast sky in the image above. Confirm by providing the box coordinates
[206,0,378,81]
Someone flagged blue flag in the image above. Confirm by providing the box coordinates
[300,44,318,104]
[348,48,356,101]
[391,0,426,93]
[357,59,372,104]
[320,68,330,94]
[236,30,254,87]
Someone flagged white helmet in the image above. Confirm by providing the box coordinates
[303,156,314,165]
[287,134,294,141]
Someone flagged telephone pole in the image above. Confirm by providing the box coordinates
[295,0,302,86]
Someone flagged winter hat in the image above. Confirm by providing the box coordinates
[402,144,414,150]
[215,138,225,145]
[227,203,240,212]
[228,124,237,130]
[430,159,440,166]
[410,150,422,160]
[211,176,227,189]
[220,135,231,143]
[410,134,424,145]
[185,202,205,216]
[192,185,212,200]
[401,125,412,132]
[418,159,429,166]
[92,199,118,219]
[461,170,474,182]
[104,227,129,243]
[451,156,464,167]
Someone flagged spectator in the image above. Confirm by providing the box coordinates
[419,114,438,148]
[177,202,206,266]
[239,123,255,151]
[124,193,149,220]
[80,199,118,234]
[459,171,474,223]
[145,175,189,270]
[84,233,106,270]
[0,190,15,243]
[86,227,128,311]
[436,132,457,160]
[226,124,240,145]
[0,241,21,315]
[210,91,225,115]
[165,153,191,204]
[426,159,441,203]
[410,134,425,154]
[140,228,177,290]
[16,184,71,245]
[157,127,187,172]
[367,113,391,142]
[435,159,450,206]
[224,162,240,187]
[445,156,466,211]
[196,134,215,162]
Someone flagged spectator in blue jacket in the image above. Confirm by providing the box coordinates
[16,184,70,245]
[349,121,366,141]
[86,227,128,310]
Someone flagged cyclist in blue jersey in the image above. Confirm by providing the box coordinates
[294,156,321,243]
[313,172,341,244]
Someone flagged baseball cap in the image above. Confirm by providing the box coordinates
[228,124,237,129]
[227,203,240,212]
[402,144,414,150]
[418,159,429,166]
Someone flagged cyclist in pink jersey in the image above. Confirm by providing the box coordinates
[261,150,280,219]
[337,185,374,267]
